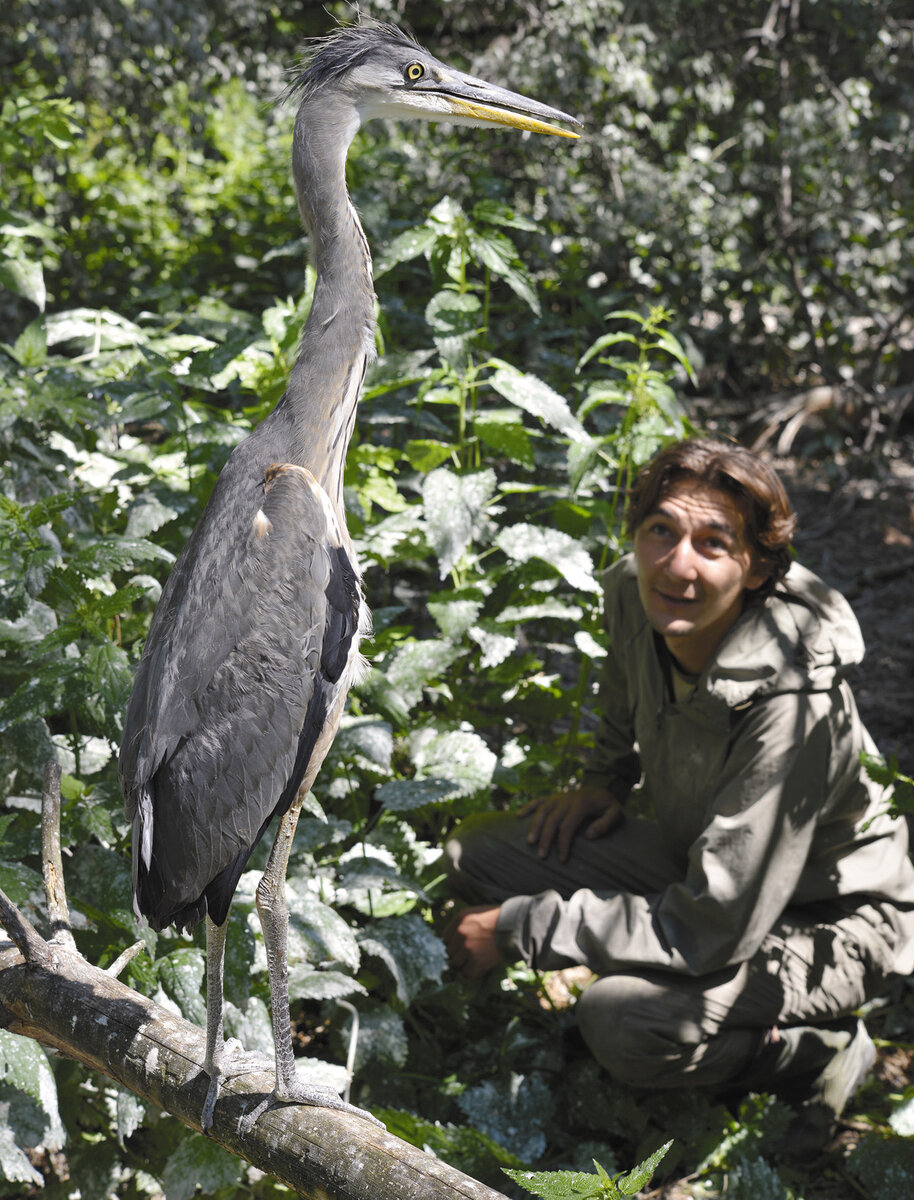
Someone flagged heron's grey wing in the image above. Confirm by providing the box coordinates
[122,464,363,931]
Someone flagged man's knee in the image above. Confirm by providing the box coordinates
[442,813,517,902]
[576,973,701,1088]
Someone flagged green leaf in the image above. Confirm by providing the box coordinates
[375,777,461,812]
[472,200,538,232]
[409,727,497,798]
[0,250,46,310]
[475,417,535,467]
[467,228,540,314]
[425,290,483,368]
[616,1140,672,1194]
[496,524,599,594]
[503,1165,605,1198]
[160,1131,244,1200]
[489,364,587,443]
[373,224,437,275]
[284,881,361,971]
[422,467,496,579]
[358,914,447,1005]
[0,1030,65,1181]
[403,438,455,473]
[157,947,207,1025]
[459,1072,553,1161]
[0,860,43,906]
[287,966,366,1001]
[577,331,638,371]
[382,638,463,711]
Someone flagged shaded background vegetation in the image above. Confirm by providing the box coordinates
[1,1,913,1197]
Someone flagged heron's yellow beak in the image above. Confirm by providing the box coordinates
[445,98,580,139]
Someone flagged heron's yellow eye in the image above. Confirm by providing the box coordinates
[405,62,425,82]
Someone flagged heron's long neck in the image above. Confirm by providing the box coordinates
[280,101,374,512]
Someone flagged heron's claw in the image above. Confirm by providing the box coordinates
[238,1080,383,1134]
[201,1040,274,1133]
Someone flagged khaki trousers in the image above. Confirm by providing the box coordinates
[444,811,896,1089]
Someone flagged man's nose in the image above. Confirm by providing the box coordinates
[666,538,698,579]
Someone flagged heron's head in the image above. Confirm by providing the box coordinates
[291,23,580,139]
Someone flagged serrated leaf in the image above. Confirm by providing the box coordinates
[125,496,179,538]
[0,860,43,906]
[161,1131,244,1200]
[357,914,447,1005]
[496,524,599,593]
[285,881,361,971]
[489,364,587,443]
[70,536,174,575]
[577,330,638,371]
[409,727,497,798]
[470,625,517,668]
[287,966,366,1001]
[373,224,437,275]
[422,467,496,578]
[0,1030,65,1154]
[343,1007,409,1070]
[0,600,57,646]
[157,947,206,1025]
[375,777,459,812]
[428,597,483,639]
[113,1086,145,1148]
[472,200,538,232]
[425,290,482,367]
[383,638,462,709]
[503,1165,605,1198]
[458,1072,553,1162]
[0,1125,43,1187]
[45,308,146,351]
[223,996,274,1058]
[616,1139,672,1194]
[467,228,539,313]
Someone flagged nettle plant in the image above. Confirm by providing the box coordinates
[0,98,691,1193]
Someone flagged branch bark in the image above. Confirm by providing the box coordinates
[0,926,507,1199]
[0,762,508,1199]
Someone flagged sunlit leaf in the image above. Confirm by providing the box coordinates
[496,524,599,593]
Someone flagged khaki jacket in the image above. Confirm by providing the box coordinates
[498,555,914,977]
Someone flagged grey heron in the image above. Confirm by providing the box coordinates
[119,21,579,1133]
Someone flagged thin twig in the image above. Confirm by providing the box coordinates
[41,760,77,951]
[105,941,146,978]
[0,886,51,967]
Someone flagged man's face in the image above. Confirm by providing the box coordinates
[633,479,767,675]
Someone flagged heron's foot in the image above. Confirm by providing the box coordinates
[200,1041,274,1133]
[238,1079,383,1134]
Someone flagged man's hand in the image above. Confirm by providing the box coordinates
[519,787,622,862]
[443,905,502,979]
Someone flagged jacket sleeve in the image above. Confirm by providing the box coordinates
[497,690,835,976]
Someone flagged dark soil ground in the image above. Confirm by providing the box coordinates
[776,441,914,777]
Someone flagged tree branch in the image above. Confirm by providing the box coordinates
[40,760,77,951]
[0,932,507,1199]
[0,765,508,1199]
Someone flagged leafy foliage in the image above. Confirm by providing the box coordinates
[504,1140,671,1199]
[1,3,912,1199]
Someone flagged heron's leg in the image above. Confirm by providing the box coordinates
[242,792,380,1130]
[201,913,229,1131]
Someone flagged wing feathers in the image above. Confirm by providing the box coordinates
[123,462,364,931]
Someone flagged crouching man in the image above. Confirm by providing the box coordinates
[444,438,914,1115]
